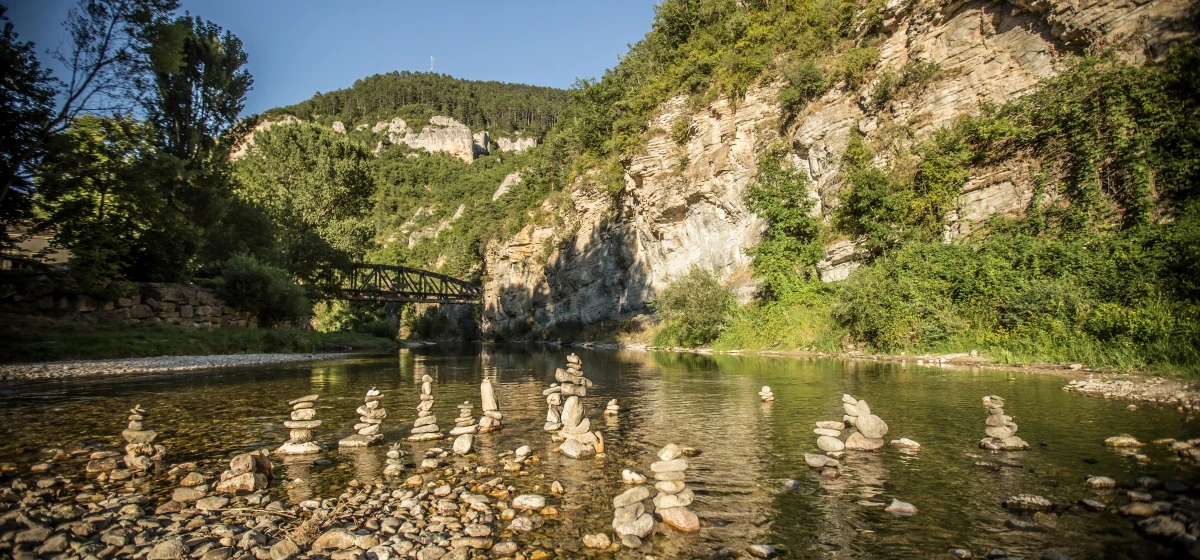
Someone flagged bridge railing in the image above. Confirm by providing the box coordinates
[336,263,482,304]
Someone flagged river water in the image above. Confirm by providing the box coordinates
[0,345,1196,558]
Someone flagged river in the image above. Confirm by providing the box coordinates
[0,345,1196,558]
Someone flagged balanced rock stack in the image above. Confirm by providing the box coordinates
[807,420,846,474]
[383,443,407,477]
[478,378,503,433]
[842,394,888,451]
[409,374,443,442]
[612,483,655,547]
[554,353,602,459]
[277,394,324,454]
[759,386,775,402]
[122,404,163,472]
[451,402,476,455]
[652,443,699,532]
[604,399,620,416]
[340,387,386,447]
[979,395,1030,451]
[215,449,272,493]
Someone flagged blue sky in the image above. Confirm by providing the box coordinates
[7,0,658,116]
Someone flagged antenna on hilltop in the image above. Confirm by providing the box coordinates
[430,56,434,73]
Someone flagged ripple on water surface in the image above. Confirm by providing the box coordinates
[0,345,1196,558]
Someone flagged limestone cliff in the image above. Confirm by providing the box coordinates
[481,0,1197,331]
[373,116,477,162]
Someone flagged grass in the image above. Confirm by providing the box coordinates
[0,322,398,364]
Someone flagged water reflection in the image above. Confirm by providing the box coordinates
[0,346,1196,558]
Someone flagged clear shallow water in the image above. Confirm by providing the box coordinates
[1,345,1198,558]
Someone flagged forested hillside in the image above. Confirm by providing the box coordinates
[270,72,568,138]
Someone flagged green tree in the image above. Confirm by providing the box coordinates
[34,116,171,291]
[0,6,56,249]
[652,266,734,347]
[745,147,824,298]
[233,123,375,290]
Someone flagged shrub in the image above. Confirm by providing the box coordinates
[652,266,734,347]
[216,254,310,327]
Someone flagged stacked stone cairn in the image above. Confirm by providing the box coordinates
[450,401,476,455]
[842,394,889,451]
[277,394,324,454]
[759,386,775,402]
[551,353,602,458]
[806,419,846,475]
[409,374,443,442]
[503,445,533,471]
[612,480,655,547]
[478,378,503,433]
[215,449,272,493]
[121,404,164,473]
[652,443,699,532]
[383,443,407,477]
[604,399,620,417]
[340,387,386,447]
[979,395,1030,451]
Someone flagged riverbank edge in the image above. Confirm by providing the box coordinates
[0,351,372,381]
[551,340,1200,412]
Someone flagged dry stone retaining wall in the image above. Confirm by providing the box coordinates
[0,276,255,327]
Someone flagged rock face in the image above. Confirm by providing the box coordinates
[374,116,476,162]
[480,0,1197,332]
[495,136,538,153]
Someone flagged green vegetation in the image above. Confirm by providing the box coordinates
[652,266,734,347]
[0,322,394,364]
[214,255,309,327]
[273,72,568,139]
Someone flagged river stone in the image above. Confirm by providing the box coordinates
[180,472,205,486]
[854,399,872,417]
[288,430,312,443]
[1086,476,1116,489]
[659,443,682,461]
[582,533,611,549]
[559,438,594,458]
[513,495,545,511]
[269,540,301,560]
[291,402,313,410]
[842,394,857,404]
[814,428,842,437]
[196,496,229,511]
[653,488,694,509]
[1105,435,1144,447]
[985,414,1010,427]
[560,396,583,427]
[148,537,189,560]
[885,499,917,516]
[985,426,1013,439]
[816,421,846,430]
[817,436,845,452]
[659,506,700,532]
[1001,436,1030,450]
[172,486,204,503]
[614,486,651,508]
[749,544,779,558]
[452,434,474,455]
[656,480,686,494]
[891,438,921,449]
[1121,502,1157,517]
[622,470,647,484]
[358,424,380,435]
[283,420,321,429]
[650,458,688,472]
[312,529,357,552]
[845,433,885,451]
[481,379,498,411]
[561,417,590,435]
[289,408,316,421]
[1139,515,1186,539]
[805,453,835,468]
[288,395,318,406]
[276,441,322,454]
[1003,494,1053,511]
[216,472,267,493]
[122,429,157,444]
[614,511,654,539]
[843,403,858,416]
[411,424,440,434]
[857,414,888,439]
[655,470,686,481]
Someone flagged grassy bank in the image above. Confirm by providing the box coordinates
[0,323,397,364]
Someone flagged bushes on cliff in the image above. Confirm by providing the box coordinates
[652,267,734,347]
[216,255,309,327]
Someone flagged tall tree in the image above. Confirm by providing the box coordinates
[0,6,56,248]
[0,0,178,210]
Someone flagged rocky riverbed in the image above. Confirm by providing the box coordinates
[1063,374,1200,413]
[0,354,356,381]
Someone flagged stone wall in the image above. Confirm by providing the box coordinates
[0,275,255,327]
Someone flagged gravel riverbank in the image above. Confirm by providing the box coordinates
[0,353,358,381]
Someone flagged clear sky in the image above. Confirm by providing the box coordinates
[6,0,658,116]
